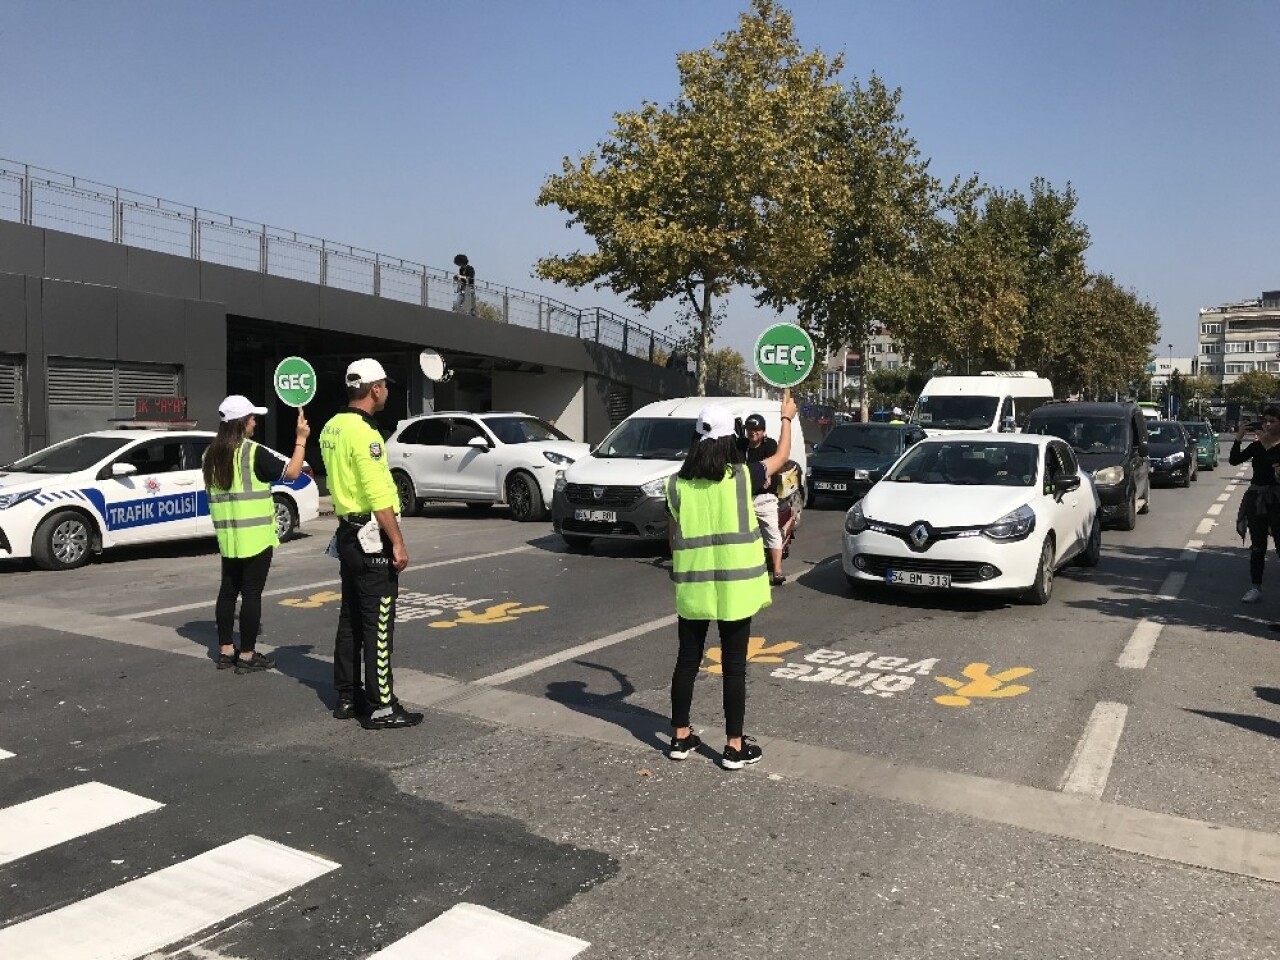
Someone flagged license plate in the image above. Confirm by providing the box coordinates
[887,569,951,588]
[813,481,847,491]
[573,509,616,523]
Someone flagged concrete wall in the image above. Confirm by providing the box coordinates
[492,371,585,441]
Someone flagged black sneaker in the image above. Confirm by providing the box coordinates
[216,652,238,670]
[360,704,424,730]
[234,651,276,675]
[721,737,763,770]
[333,697,370,720]
[668,730,701,761]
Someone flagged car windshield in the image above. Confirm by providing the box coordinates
[911,395,998,430]
[884,441,1038,487]
[2,436,132,474]
[818,426,900,455]
[1028,416,1126,455]
[595,418,696,460]
[1147,423,1185,444]
[1181,422,1211,439]
[484,416,569,444]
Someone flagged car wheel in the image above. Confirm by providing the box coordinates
[1180,464,1192,488]
[273,495,299,541]
[562,534,593,550]
[506,471,544,522]
[393,471,419,516]
[465,502,494,514]
[1022,537,1056,605]
[1117,487,1138,530]
[1075,517,1101,568]
[32,510,95,571]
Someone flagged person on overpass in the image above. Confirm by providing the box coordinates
[453,254,475,315]
[739,413,786,586]
[320,359,422,729]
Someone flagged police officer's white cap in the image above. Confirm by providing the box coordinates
[346,358,391,386]
[218,395,268,422]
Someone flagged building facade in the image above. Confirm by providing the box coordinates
[817,329,904,406]
[1196,291,1280,387]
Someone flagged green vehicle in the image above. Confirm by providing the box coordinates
[1180,420,1220,470]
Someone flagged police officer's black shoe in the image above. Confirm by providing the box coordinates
[333,699,359,720]
[360,704,424,730]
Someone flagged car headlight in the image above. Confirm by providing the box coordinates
[844,501,869,534]
[1093,465,1124,485]
[554,470,567,492]
[543,451,575,467]
[0,488,41,510]
[1165,451,1185,464]
[854,469,870,481]
[640,476,672,498]
[982,504,1036,542]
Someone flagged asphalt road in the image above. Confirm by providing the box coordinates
[2,446,1279,959]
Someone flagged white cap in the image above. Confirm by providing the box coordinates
[218,395,268,422]
[346,358,390,387]
[694,405,738,442]
[893,406,904,416]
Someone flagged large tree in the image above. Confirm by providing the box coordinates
[703,347,751,396]
[535,0,846,394]
[1225,370,1280,409]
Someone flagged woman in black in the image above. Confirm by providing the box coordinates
[1230,405,1280,603]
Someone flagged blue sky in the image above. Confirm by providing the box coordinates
[4,0,1277,364]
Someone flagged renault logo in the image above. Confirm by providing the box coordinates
[908,522,931,551]
[592,487,605,500]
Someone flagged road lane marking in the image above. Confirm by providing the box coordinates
[1117,618,1162,669]
[367,903,589,960]
[1206,503,1224,517]
[0,747,13,760]
[1195,518,1216,535]
[1217,492,1231,502]
[1180,540,1203,562]
[1156,571,1186,599]
[1059,702,1129,799]
[0,782,163,866]
[473,614,678,687]
[117,545,536,619]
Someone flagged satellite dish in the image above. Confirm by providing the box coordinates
[419,349,447,381]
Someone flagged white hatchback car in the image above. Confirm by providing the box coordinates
[841,433,1100,604]
[0,430,319,571]
[386,412,590,522]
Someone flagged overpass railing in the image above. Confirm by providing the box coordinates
[0,159,679,364]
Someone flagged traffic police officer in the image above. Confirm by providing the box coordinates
[319,358,423,730]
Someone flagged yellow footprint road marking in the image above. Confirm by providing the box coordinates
[279,590,342,609]
[934,663,1034,708]
[703,636,801,675]
[428,602,549,629]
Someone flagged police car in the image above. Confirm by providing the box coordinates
[0,430,319,571]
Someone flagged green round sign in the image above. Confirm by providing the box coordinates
[273,356,317,407]
[753,323,815,389]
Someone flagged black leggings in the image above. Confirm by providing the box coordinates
[215,548,274,651]
[1247,507,1280,585]
[670,616,751,738]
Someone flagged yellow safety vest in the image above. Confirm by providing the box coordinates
[319,409,398,516]
[667,465,771,621]
[207,440,279,558]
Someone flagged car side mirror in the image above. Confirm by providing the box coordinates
[1054,474,1081,495]
[467,436,491,450]
[1137,442,1148,455]
[110,462,138,478]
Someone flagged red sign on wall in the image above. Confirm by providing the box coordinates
[135,396,188,421]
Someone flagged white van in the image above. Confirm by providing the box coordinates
[911,372,1054,435]
[550,396,807,547]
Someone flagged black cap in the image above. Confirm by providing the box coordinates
[744,414,767,431]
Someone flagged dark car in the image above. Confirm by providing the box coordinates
[1026,401,1151,530]
[1146,420,1198,487]
[805,423,925,505]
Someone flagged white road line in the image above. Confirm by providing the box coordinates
[0,835,339,959]
[1181,539,1204,563]
[474,614,678,687]
[1217,492,1231,503]
[0,747,13,760]
[1196,518,1216,535]
[119,545,536,620]
[1207,503,1224,517]
[367,903,590,960]
[1156,571,1186,600]
[1117,618,1162,670]
[1060,702,1130,799]
[0,782,163,866]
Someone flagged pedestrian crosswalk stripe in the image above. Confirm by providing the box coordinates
[0,835,339,960]
[366,902,590,960]
[0,781,163,866]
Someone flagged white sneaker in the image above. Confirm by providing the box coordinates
[1242,587,1263,603]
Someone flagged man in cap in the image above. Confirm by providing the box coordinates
[890,407,906,424]
[319,359,422,729]
[740,413,786,586]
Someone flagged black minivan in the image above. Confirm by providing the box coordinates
[1026,401,1151,530]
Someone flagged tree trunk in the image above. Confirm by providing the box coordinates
[696,287,712,397]
[859,336,869,422]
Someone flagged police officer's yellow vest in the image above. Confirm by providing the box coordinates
[667,465,771,621]
[207,440,280,558]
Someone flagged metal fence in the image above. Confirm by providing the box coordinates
[0,159,679,364]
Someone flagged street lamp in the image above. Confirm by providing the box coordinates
[1166,343,1173,417]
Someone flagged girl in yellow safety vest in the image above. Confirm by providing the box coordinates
[667,389,797,770]
[203,395,309,674]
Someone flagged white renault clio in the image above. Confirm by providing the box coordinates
[0,430,319,571]
[841,433,1100,604]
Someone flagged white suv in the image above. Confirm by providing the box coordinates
[386,412,590,522]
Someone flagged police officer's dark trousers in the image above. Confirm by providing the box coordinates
[333,520,399,709]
